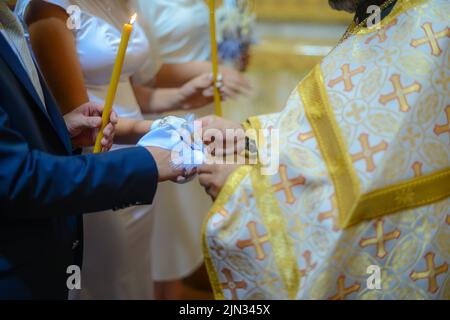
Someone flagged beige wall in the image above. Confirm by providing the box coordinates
[255,0,351,23]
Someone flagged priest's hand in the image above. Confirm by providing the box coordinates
[145,147,192,183]
[64,102,118,151]
[199,115,246,157]
[198,163,240,201]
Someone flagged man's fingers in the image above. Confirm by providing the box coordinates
[85,102,104,117]
[101,142,113,152]
[172,167,186,182]
[85,103,119,126]
[86,116,102,128]
[110,112,118,125]
[101,123,115,150]
[101,136,112,148]
[101,137,109,147]
[103,123,114,139]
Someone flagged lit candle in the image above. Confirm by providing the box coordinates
[209,0,222,117]
[94,13,137,153]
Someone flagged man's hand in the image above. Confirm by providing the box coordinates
[198,164,239,201]
[64,102,118,151]
[145,147,194,183]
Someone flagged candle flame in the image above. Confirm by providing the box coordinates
[129,13,137,25]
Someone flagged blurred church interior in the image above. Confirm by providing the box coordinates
[224,0,352,122]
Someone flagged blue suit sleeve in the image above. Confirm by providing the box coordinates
[0,106,159,219]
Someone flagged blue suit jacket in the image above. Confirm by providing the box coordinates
[0,33,159,299]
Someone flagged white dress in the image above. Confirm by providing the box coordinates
[138,0,211,64]
[137,0,214,281]
[17,0,161,299]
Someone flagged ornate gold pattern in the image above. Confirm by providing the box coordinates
[204,0,450,300]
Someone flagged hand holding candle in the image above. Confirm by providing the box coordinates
[93,13,137,154]
[209,0,223,117]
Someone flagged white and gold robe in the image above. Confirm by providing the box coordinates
[203,0,450,300]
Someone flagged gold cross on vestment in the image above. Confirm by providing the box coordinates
[379,74,421,113]
[411,161,423,177]
[298,250,317,287]
[237,221,269,261]
[359,219,401,259]
[328,64,366,92]
[273,165,305,204]
[298,131,314,142]
[410,252,448,294]
[328,275,361,300]
[411,23,450,56]
[365,18,398,44]
[318,195,341,232]
[346,103,365,122]
[351,134,388,172]
[221,268,247,300]
[434,106,450,138]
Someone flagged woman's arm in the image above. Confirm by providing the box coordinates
[154,62,252,99]
[133,62,252,114]
[25,0,88,114]
[133,74,216,114]
[24,0,151,144]
[154,62,211,88]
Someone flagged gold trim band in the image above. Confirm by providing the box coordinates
[348,168,450,227]
[299,65,360,227]
[202,165,252,300]
[249,118,300,299]
[250,168,300,299]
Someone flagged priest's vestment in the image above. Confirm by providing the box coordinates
[203,0,450,300]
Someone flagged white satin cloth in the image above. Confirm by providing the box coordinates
[16,0,160,300]
[138,116,205,174]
